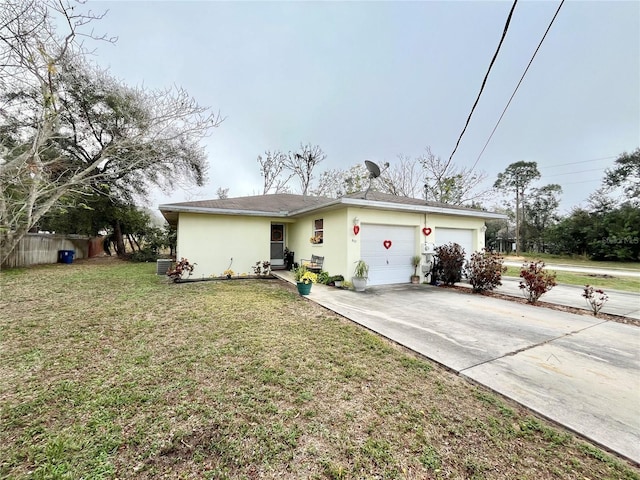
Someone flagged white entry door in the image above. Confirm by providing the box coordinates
[361,224,416,286]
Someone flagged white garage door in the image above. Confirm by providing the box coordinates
[435,228,474,259]
[361,224,416,286]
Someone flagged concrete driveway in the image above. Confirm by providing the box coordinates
[276,275,640,464]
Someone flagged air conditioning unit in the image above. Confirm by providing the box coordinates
[422,242,435,254]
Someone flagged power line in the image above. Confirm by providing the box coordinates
[543,167,605,177]
[445,0,518,169]
[539,155,616,168]
[471,0,565,171]
[560,178,603,186]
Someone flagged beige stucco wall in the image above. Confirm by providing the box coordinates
[177,213,279,278]
[287,209,348,276]
[176,207,488,282]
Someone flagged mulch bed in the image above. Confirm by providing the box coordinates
[441,285,640,328]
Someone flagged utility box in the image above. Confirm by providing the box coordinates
[156,259,172,275]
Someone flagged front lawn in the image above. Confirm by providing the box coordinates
[1,259,638,479]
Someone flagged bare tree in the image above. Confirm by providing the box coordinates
[378,155,423,197]
[0,1,222,264]
[310,164,370,198]
[216,187,229,199]
[257,150,291,194]
[419,147,489,204]
[286,143,326,195]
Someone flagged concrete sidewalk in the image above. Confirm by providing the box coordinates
[275,271,640,464]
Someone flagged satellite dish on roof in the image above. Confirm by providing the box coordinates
[365,160,381,179]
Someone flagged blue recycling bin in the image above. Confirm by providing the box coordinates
[58,250,75,264]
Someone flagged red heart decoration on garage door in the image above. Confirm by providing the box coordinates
[353,225,360,235]
[383,240,392,249]
[422,227,432,236]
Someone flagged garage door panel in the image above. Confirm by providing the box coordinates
[435,228,474,259]
[361,224,416,286]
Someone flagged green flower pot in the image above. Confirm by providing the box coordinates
[296,281,312,295]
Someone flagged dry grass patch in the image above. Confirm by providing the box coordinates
[1,259,638,479]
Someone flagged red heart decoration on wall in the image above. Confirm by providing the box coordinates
[353,225,360,235]
[383,240,392,249]
[422,227,432,236]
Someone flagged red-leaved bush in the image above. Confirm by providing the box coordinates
[519,261,556,303]
[434,243,465,286]
[465,249,506,293]
[166,258,196,282]
[582,285,609,316]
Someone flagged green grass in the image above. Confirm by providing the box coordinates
[1,259,639,479]
[504,266,640,293]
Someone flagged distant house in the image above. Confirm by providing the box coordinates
[159,191,507,286]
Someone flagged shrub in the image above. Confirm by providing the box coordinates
[129,248,158,263]
[519,261,556,303]
[166,258,196,282]
[434,243,465,286]
[465,249,506,292]
[317,270,330,284]
[582,285,609,316]
[252,260,271,276]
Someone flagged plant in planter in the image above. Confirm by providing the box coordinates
[333,274,345,288]
[294,265,317,295]
[411,255,421,284]
[352,260,369,292]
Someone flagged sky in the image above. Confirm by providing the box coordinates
[88,0,639,215]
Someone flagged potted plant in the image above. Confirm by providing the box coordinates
[333,274,345,288]
[411,255,421,284]
[352,260,369,292]
[294,265,317,295]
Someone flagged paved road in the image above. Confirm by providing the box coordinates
[484,277,640,319]
[276,272,640,464]
[504,260,640,279]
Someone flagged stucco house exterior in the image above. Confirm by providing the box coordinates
[159,191,507,286]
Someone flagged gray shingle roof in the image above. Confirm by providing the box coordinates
[159,191,505,222]
[165,193,332,214]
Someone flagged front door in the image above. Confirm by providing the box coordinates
[270,223,285,266]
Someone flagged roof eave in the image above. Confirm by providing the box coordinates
[158,204,289,217]
[338,198,508,219]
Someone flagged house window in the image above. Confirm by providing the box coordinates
[311,218,323,244]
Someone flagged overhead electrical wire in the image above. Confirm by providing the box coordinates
[471,0,565,171]
[445,0,518,169]
[542,167,606,177]
[538,155,616,168]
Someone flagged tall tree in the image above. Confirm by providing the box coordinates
[493,161,540,255]
[0,1,221,264]
[286,143,326,195]
[604,148,639,204]
[419,147,489,205]
[524,184,562,252]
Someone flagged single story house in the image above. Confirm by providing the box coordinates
[159,191,507,286]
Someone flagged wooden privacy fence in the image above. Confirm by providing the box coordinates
[1,234,105,269]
